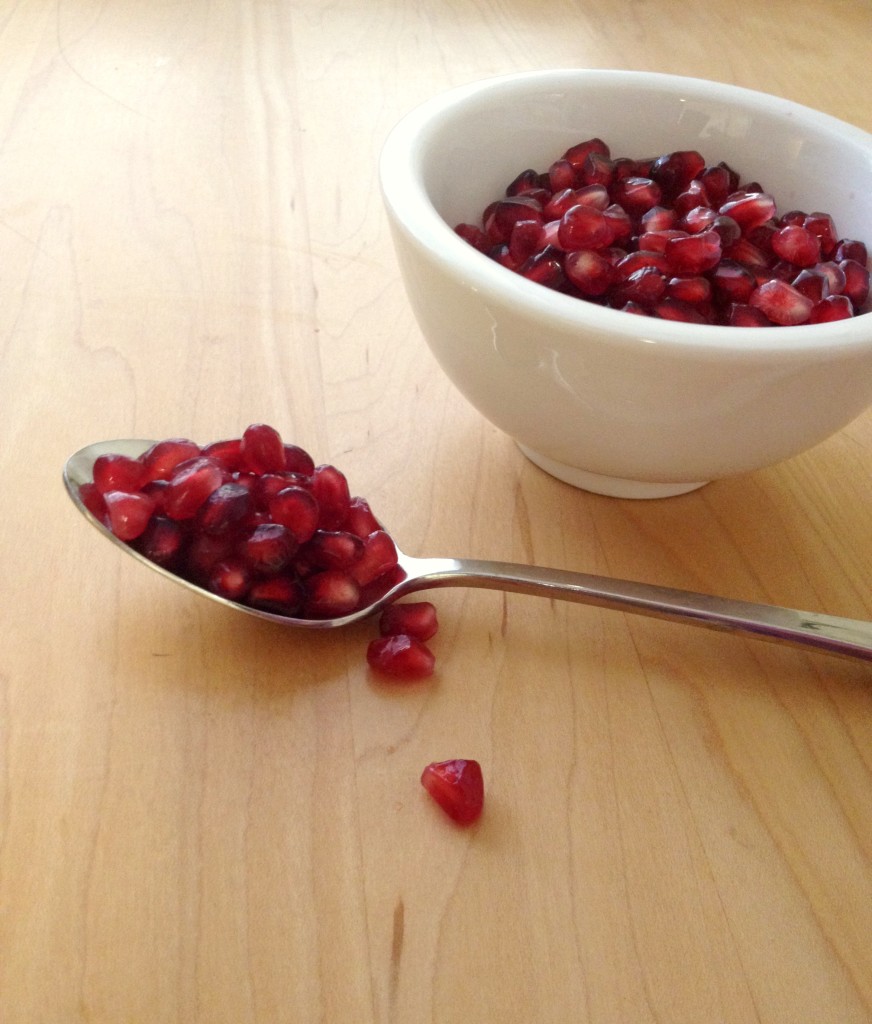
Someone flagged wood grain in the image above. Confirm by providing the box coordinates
[1,1,871,1021]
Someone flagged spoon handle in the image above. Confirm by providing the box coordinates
[400,556,872,662]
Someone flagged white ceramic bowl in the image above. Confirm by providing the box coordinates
[379,70,872,498]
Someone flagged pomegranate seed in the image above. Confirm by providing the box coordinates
[580,151,615,187]
[698,164,733,206]
[238,523,295,575]
[620,300,651,316]
[803,212,839,258]
[638,229,687,254]
[141,439,201,482]
[749,279,814,326]
[505,168,541,196]
[564,249,614,296]
[240,423,286,475]
[558,205,612,250]
[666,275,711,306]
[611,176,662,216]
[247,576,304,616]
[299,530,364,571]
[547,158,577,192]
[728,303,773,327]
[344,496,382,538]
[519,249,564,289]
[163,457,226,520]
[350,530,399,587]
[816,261,848,295]
[839,259,870,310]
[640,206,677,233]
[614,249,670,279]
[672,180,710,218]
[681,206,717,234]
[808,295,854,323]
[710,215,741,247]
[770,225,821,268]
[602,203,633,244]
[544,188,582,220]
[613,266,666,307]
[718,192,776,231]
[79,482,108,521]
[379,601,439,642]
[93,453,147,495]
[304,569,360,618]
[104,490,156,541]
[311,464,351,529]
[792,268,830,304]
[710,260,756,305]
[653,297,708,324]
[723,237,770,270]
[650,149,705,198]
[134,515,184,568]
[835,239,867,264]
[283,444,316,476]
[202,438,244,471]
[420,759,484,825]
[196,482,252,535]
[563,137,610,169]
[455,223,489,253]
[207,559,252,602]
[485,196,544,244]
[367,634,436,680]
[664,229,721,275]
[509,219,543,263]
[268,486,320,544]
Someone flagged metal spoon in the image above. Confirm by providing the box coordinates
[63,439,872,662]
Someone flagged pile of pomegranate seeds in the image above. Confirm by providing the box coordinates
[454,140,870,327]
[420,759,485,825]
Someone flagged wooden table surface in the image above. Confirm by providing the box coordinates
[2,2,872,1021]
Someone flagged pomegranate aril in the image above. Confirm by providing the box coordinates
[350,530,399,587]
[710,260,756,305]
[547,158,577,192]
[580,151,615,187]
[238,523,295,575]
[163,457,226,520]
[487,197,544,244]
[835,238,867,265]
[379,601,439,642]
[283,444,316,477]
[803,212,839,258]
[564,249,614,296]
[792,268,830,304]
[455,223,489,253]
[367,634,435,681]
[247,576,304,616]
[240,423,286,475]
[666,275,711,306]
[640,206,677,233]
[728,303,773,327]
[78,482,108,521]
[638,228,687,254]
[196,482,252,535]
[518,249,564,289]
[602,203,633,244]
[681,206,717,234]
[816,260,848,296]
[141,438,201,482]
[839,259,870,310]
[710,215,741,247]
[672,180,710,218]
[509,219,543,263]
[268,486,320,544]
[505,168,541,196]
[135,515,185,569]
[304,569,360,618]
[610,176,662,216]
[201,437,244,470]
[207,559,252,602]
[749,279,814,326]
[93,453,148,495]
[299,530,364,571]
[770,225,820,268]
[808,294,854,323]
[558,204,612,250]
[664,229,721,275]
[615,249,670,279]
[698,164,733,206]
[650,149,705,198]
[185,532,237,581]
[420,759,484,825]
[718,192,776,231]
[653,297,708,324]
[613,266,666,307]
[311,464,351,530]
[563,137,610,168]
[344,496,382,538]
[104,490,156,542]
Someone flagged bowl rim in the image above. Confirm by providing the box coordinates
[380,69,872,357]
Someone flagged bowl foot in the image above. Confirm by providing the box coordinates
[518,445,708,499]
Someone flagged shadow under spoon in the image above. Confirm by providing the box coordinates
[64,439,872,663]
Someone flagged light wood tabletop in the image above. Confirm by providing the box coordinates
[2,2,871,1021]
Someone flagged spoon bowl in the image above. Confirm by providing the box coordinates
[64,439,872,661]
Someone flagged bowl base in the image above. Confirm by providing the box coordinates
[518,445,708,499]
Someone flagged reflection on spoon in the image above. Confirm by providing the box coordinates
[64,439,872,661]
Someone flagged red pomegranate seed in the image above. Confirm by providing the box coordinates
[104,490,156,541]
[681,206,717,234]
[283,444,316,476]
[163,457,226,520]
[564,249,614,296]
[304,569,360,618]
[614,249,670,280]
[505,168,541,196]
[666,275,711,306]
[485,196,544,244]
[718,192,776,231]
[367,634,435,680]
[247,576,304,616]
[580,151,615,187]
[350,530,399,587]
[240,423,286,475]
[650,149,706,198]
[509,219,543,263]
[602,203,633,244]
[238,523,295,575]
[134,515,184,569]
[637,229,687,254]
[311,464,351,530]
[141,439,201,482]
[379,601,439,642]
[672,180,711,218]
[728,303,773,327]
[79,482,108,521]
[835,238,867,264]
[547,158,577,192]
[420,759,484,825]
[563,137,610,169]
[299,530,364,571]
[344,496,382,538]
[620,300,651,316]
[792,268,830,304]
[808,295,854,323]
[698,164,734,206]
[640,206,677,233]
[611,176,662,216]
[770,225,821,267]
[519,249,564,289]
[185,532,237,581]
[710,260,756,305]
[455,223,489,253]
[196,482,252,535]
[207,559,252,602]
[613,266,666,307]
[816,260,848,295]
[749,279,814,326]
[839,259,870,310]
[723,237,770,270]
[93,453,147,495]
[201,438,244,471]
[268,486,320,544]
[710,215,741,247]
[544,188,582,220]
[558,204,612,250]
[803,212,839,258]
[664,229,721,275]
[653,297,708,324]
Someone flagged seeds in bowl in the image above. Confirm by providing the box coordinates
[454,139,870,326]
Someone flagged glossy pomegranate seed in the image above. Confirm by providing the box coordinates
[141,439,201,482]
[509,219,543,263]
[505,168,541,196]
[163,457,226,520]
[547,158,577,192]
[367,634,435,680]
[580,151,615,187]
[563,137,610,168]
[518,249,564,289]
[653,297,708,324]
[613,266,666,307]
[698,164,734,206]
[268,486,320,544]
[283,444,316,477]
[344,496,382,538]
[104,490,156,541]
[196,482,252,535]
[610,176,662,216]
[79,482,108,521]
[201,438,244,471]
[240,423,286,475]
[602,203,633,244]
[666,275,711,306]
[710,260,756,305]
[304,570,360,618]
[420,759,483,825]
[544,188,582,220]
[207,559,252,601]
[710,215,741,247]
[350,530,399,587]
[718,192,776,231]
[650,149,706,198]
[803,212,839,258]
[808,295,854,323]
[134,515,184,568]
[792,268,830,304]
[93,453,148,495]
[728,303,773,327]
[638,228,687,254]
[558,204,612,250]
[564,249,614,296]
[816,261,847,295]
[379,601,439,642]
[681,206,717,234]
[299,530,364,571]
[485,196,544,244]
[311,464,351,529]
[839,259,870,310]
[238,523,295,575]
[664,229,721,275]
[672,180,710,218]
[770,225,820,267]
[614,249,670,279]
[749,279,814,326]
[835,238,867,264]
[455,223,489,253]
[247,576,304,616]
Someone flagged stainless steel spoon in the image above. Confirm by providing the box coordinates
[64,439,872,662]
